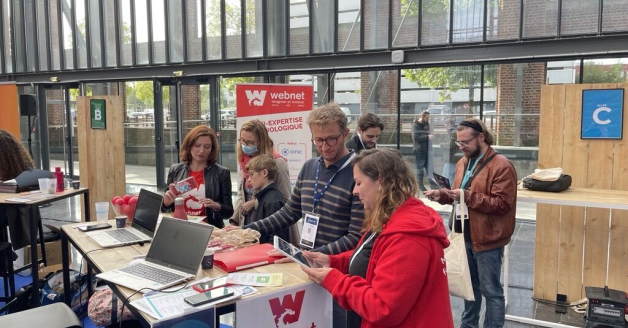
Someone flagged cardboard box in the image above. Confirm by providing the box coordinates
[23,239,67,267]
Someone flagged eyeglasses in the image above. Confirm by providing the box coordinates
[455,135,478,148]
[238,139,259,147]
[311,134,343,147]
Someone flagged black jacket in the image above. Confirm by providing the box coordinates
[345,134,365,154]
[163,162,234,228]
[250,183,288,244]
[412,120,431,153]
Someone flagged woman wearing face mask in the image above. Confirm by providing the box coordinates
[229,120,298,242]
[162,125,233,228]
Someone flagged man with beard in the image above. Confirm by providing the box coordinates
[424,118,517,328]
[346,112,383,154]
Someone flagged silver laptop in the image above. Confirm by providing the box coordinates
[97,217,214,292]
[87,189,163,248]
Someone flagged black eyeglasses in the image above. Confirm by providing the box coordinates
[311,134,343,147]
[238,139,259,147]
[455,135,478,148]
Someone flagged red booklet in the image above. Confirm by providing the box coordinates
[213,243,284,272]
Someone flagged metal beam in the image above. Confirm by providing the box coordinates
[7,34,628,83]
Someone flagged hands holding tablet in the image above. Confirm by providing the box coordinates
[299,251,333,284]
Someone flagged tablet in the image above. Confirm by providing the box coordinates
[432,172,452,190]
[273,236,323,268]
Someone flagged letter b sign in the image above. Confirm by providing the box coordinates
[90,99,107,129]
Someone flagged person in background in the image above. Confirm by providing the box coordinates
[346,112,384,154]
[412,111,434,192]
[0,130,38,252]
[162,125,233,228]
[440,118,459,185]
[301,148,454,328]
[425,118,517,328]
[244,154,288,244]
[229,120,298,242]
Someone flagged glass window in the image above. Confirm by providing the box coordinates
[266,0,286,57]
[312,0,334,53]
[25,0,37,72]
[12,0,25,72]
[523,0,558,38]
[119,0,132,66]
[103,0,116,67]
[205,0,222,60]
[392,0,418,48]
[365,0,389,49]
[245,0,263,57]
[486,0,520,41]
[453,0,483,43]
[186,0,202,62]
[546,60,579,84]
[289,0,309,55]
[124,81,157,188]
[152,0,166,64]
[225,0,242,59]
[49,0,61,70]
[3,0,13,73]
[561,0,599,35]
[338,0,360,52]
[168,0,184,63]
[88,0,102,68]
[62,0,74,69]
[421,0,449,45]
[76,0,88,69]
[582,58,628,84]
[135,0,149,65]
[602,0,628,32]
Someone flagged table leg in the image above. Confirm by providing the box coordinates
[29,206,40,307]
[62,231,71,306]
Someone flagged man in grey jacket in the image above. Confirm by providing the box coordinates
[412,111,434,191]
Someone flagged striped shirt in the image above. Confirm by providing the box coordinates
[244,152,365,254]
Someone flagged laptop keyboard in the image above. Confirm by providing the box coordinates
[105,229,142,243]
[120,262,186,285]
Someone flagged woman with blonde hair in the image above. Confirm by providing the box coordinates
[229,120,298,241]
[301,148,453,328]
[162,125,233,228]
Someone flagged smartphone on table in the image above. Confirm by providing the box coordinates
[79,223,112,232]
[273,236,323,269]
[191,276,232,293]
[184,287,234,307]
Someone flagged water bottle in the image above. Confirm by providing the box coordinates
[173,197,188,221]
[54,167,64,192]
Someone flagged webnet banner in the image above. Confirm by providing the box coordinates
[235,283,332,328]
[236,84,314,186]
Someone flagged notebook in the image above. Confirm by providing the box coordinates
[213,243,283,272]
[97,217,214,292]
[87,189,163,248]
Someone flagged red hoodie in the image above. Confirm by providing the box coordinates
[322,197,454,328]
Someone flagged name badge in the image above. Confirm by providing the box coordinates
[455,203,469,221]
[300,212,320,249]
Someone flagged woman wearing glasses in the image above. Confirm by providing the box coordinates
[162,125,233,228]
[229,120,298,242]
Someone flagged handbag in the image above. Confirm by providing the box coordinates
[444,189,475,301]
[522,174,572,192]
[87,286,135,327]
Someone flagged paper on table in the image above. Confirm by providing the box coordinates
[227,272,283,287]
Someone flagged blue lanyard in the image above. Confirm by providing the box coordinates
[312,154,355,212]
[460,153,484,189]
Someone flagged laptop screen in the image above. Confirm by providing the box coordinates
[146,218,214,274]
[131,189,163,237]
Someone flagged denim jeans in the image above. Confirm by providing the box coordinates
[415,152,428,185]
[461,241,505,328]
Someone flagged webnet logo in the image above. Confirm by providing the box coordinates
[245,90,267,106]
[268,290,306,327]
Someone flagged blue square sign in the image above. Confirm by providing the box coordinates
[581,89,624,139]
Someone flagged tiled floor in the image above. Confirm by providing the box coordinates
[34,196,589,328]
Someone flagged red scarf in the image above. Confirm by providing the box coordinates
[239,151,286,189]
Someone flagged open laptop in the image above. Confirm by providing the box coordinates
[87,189,163,248]
[97,217,214,292]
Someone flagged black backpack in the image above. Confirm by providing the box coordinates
[7,273,52,314]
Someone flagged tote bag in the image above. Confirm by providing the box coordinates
[444,189,475,301]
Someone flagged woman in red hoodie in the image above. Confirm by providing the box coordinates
[302,148,454,328]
